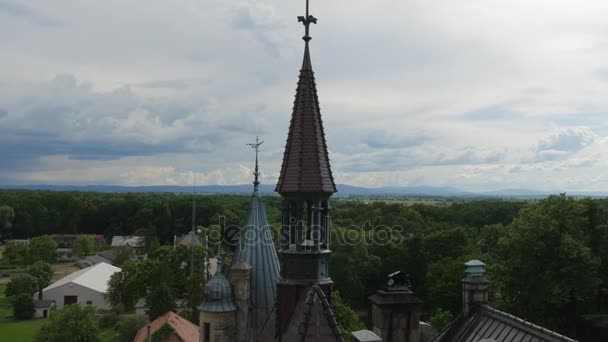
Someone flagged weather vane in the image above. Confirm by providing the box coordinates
[298,0,317,42]
[247,136,264,185]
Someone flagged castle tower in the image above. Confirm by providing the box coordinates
[274,1,341,340]
[199,260,237,342]
[231,137,280,341]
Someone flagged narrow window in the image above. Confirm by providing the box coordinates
[86,300,92,305]
[204,322,211,342]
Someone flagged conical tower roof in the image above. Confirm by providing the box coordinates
[275,37,336,194]
[233,140,281,337]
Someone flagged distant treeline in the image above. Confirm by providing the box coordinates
[2,190,608,339]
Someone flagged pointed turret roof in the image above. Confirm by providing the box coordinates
[232,140,281,338]
[275,18,336,194]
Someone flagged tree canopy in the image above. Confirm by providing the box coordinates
[35,304,100,342]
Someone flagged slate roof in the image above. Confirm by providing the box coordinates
[42,262,120,294]
[199,262,237,313]
[231,183,280,339]
[433,305,578,342]
[133,311,199,342]
[275,42,336,194]
[279,285,345,342]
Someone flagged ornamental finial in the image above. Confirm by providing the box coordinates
[297,0,317,42]
[247,136,264,189]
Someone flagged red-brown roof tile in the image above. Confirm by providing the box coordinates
[133,311,199,342]
[276,43,337,194]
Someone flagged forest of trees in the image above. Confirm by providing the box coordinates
[1,190,607,339]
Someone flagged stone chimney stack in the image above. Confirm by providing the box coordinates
[369,271,423,342]
[462,260,490,317]
[230,262,251,342]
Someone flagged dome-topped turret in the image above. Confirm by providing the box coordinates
[200,261,237,313]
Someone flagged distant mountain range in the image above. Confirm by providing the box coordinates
[1,184,607,198]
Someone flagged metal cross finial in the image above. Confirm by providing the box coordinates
[247,136,264,186]
[298,0,317,42]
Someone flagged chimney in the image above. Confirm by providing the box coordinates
[462,260,490,317]
[369,271,422,342]
[230,261,251,342]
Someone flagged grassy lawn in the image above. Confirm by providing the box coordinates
[0,283,131,341]
[99,326,116,342]
[0,283,45,341]
[0,319,46,342]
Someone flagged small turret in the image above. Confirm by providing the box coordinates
[199,260,237,342]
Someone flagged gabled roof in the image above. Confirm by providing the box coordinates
[176,231,206,247]
[133,311,199,342]
[275,42,336,194]
[433,305,578,342]
[111,235,144,247]
[279,285,345,342]
[232,183,280,339]
[43,262,120,294]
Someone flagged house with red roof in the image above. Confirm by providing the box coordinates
[134,311,199,342]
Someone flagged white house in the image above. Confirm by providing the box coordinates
[34,262,121,310]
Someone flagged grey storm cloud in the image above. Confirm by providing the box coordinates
[0,75,250,168]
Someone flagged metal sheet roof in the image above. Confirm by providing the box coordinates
[43,262,121,294]
[232,184,280,338]
[433,305,578,342]
[200,264,237,313]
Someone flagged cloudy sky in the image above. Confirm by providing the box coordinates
[2,0,608,192]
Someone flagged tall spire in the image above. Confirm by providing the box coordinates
[234,138,280,338]
[276,0,336,194]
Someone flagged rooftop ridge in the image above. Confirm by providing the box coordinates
[479,305,578,342]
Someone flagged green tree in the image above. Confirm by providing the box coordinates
[332,290,364,340]
[495,195,600,334]
[35,305,100,342]
[330,227,381,304]
[29,235,58,263]
[429,308,454,330]
[2,240,28,264]
[73,235,96,258]
[12,293,35,320]
[115,316,148,342]
[146,262,175,320]
[0,205,15,240]
[113,246,135,267]
[28,261,53,300]
[424,257,467,315]
[107,261,145,311]
[5,274,37,298]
